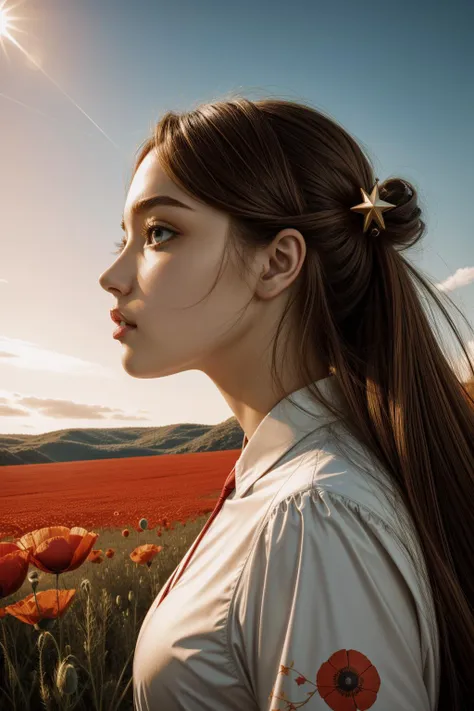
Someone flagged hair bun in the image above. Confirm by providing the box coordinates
[379,178,414,207]
[377,178,422,249]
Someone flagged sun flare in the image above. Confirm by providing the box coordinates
[0,0,123,152]
[0,8,11,37]
[0,0,23,42]
[0,0,29,44]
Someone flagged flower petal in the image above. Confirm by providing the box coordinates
[4,589,76,625]
[0,549,31,598]
[34,536,74,573]
[68,532,99,571]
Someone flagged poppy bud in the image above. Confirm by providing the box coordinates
[116,595,122,608]
[139,518,148,531]
[128,590,134,602]
[56,660,78,696]
[28,571,39,591]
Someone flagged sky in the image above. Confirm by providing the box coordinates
[0,0,473,436]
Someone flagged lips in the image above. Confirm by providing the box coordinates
[110,308,137,327]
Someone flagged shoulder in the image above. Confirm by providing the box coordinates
[271,423,422,552]
[267,434,437,642]
[226,485,440,710]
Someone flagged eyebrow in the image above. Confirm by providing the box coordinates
[120,195,195,232]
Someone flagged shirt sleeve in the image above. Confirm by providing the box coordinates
[227,487,433,711]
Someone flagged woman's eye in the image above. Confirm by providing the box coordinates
[146,225,177,247]
[112,224,178,256]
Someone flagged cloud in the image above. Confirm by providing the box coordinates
[0,394,150,421]
[435,267,474,292]
[0,336,114,377]
[0,338,150,423]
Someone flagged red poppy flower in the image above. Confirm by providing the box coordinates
[14,527,98,575]
[316,649,381,710]
[130,544,163,565]
[87,550,103,563]
[0,542,31,599]
[2,589,76,625]
[105,549,115,559]
[122,529,130,538]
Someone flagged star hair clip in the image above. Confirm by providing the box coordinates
[350,178,397,237]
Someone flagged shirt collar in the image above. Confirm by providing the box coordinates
[234,373,345,499]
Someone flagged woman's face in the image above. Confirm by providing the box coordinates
[98,149,264,380]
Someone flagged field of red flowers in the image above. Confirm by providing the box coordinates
[0,448,242,710]
[0,448,242,540]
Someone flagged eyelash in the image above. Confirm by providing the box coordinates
[112,223,179,256]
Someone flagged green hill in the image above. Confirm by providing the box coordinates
[0,418,244,466]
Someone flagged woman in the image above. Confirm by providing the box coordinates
[99,96,474,710]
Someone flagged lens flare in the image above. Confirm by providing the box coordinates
[0,12,7,37]
[0,0,123,153]
[0,6,14,38]
[0,1,36,57]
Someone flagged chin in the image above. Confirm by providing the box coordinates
[122,361,182,379]
[122,365,158,379]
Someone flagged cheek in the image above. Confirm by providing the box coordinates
[144,247,222,308]
[139,245,249,339]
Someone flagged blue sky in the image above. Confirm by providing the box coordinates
[0,0,473,436]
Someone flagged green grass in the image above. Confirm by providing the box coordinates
[0,514,211,711]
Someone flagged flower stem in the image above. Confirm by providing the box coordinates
[56,573,63,660]
[0,621,15,707]
[85,591,99,710]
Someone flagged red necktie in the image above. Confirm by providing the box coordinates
[155,434,247,608]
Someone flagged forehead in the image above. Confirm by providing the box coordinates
[122,149,224,227]
[125,151,177,206]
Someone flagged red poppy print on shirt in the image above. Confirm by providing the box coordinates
[316,649,381,710]
[268,649,380,711]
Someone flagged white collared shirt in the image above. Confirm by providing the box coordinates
[133,374,440,710]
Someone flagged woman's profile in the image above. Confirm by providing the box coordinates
[98,95,474,711]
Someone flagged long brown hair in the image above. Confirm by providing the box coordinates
[128,95,474,708]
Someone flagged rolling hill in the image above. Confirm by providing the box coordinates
[0,417,245,466]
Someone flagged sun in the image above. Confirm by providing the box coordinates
[0,0,25,43]
[0,8,11,38]
[0,4,17,40]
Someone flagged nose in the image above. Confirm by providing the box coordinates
[98,258,126,293]
[98,268,113,293]
[98,268,110,291]
[99,250,136,297]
